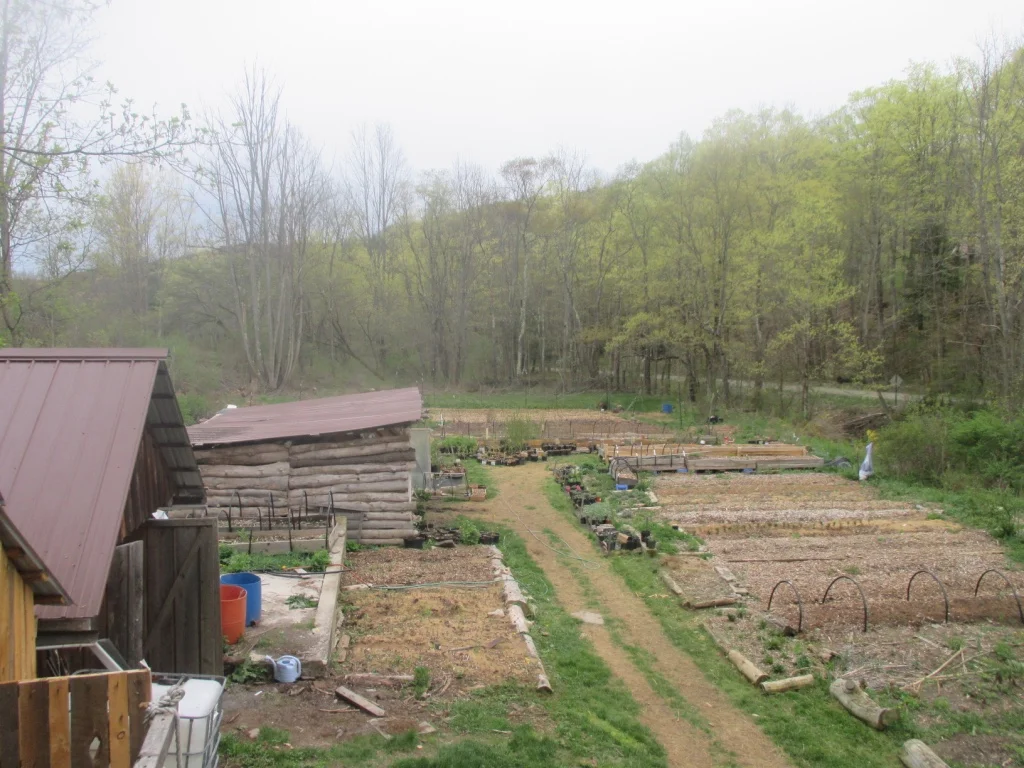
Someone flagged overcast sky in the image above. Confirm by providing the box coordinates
[92,0,1024,177]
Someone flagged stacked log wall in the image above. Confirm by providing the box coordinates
[195,427,417,543]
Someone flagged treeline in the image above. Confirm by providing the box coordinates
[4,2,1024,412]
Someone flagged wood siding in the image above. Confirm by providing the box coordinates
[0,548,36,682]
[122,428,176,538]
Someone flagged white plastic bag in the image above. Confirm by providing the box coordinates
[858,442,874,481]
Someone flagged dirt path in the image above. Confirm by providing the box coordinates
[467,464,793,768]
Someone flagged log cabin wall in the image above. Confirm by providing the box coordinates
[195,426,417,544]
[0,547,37,681]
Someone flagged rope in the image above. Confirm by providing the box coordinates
[144,681,185,725]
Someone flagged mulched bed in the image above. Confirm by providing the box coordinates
[341,545,495,587]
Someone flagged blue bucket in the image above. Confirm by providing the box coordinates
[221,572,262,626]
[661,403,673,414]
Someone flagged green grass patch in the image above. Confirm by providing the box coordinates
[220,548,330,573]
[220,728,422,766]
[610,556,914,768]
[424,390,670,413]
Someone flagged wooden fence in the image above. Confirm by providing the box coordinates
[0,669,151,767]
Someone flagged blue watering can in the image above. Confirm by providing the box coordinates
[266,655,302,683]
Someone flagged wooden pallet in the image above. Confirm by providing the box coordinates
[0,669,152,767]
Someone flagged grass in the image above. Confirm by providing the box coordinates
[221,726,424,767]
[609,556,914,768]
[424,390,670,413]
[220,548,331,573]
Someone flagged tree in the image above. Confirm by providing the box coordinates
[0,0,191,342]
[205,68,330,391]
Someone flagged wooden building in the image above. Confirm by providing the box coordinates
[0,349,218,675]
[0,493,71,682]
[189,387,425,545]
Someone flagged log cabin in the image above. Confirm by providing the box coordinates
[188,387,425,545]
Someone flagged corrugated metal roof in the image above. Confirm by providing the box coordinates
[0,492,71,605]
[188,387,424,446]
[0,348,203,619]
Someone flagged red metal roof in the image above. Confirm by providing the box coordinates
[0,348,201,619]
[0,492,71,605]
[188,387,424,446]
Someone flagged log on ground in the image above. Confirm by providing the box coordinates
[727,650,768,684]
[900,740,949,768]
[760,675,814,694]
[829,678,898,730]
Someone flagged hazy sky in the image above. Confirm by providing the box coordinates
[92,0,1024,177]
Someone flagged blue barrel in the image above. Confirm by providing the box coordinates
[661,403,673,414]
[221,573,261,626]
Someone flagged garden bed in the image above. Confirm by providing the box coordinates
[218,518,346,554]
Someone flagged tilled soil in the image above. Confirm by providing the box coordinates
[466,463,793,768]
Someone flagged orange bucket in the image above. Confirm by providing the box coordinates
[220,584,247,644]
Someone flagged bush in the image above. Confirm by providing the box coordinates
[177,392,211,426]
[877,407,1024,493]
[436,436,478,458]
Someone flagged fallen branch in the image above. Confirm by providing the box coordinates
[903,649,963,692]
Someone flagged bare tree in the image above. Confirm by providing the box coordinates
[347,123,408,368]
[205,68,329,391]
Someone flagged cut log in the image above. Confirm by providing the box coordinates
[314,501,415,513]
[685,597,738,609]
[205,492,286,505]
[900,739,949,768]
[660,571,684,596]
[291,451,415,469]
[360,512,418,522]
[760,675,814,694]
[357,520,417,530]
[200,462,290,478]
[195,446,289,465]
[290,463,415,477]
[204,476,289,491]
[522,634,540,659]
[508,605,530,634]
[727,650,768,685]
[289,438,411,456]
[334,686,386,717]
[536,673,553,693]
[286,472,408,488]
[290,441,412,460]
[829,678,898,730]
[287,481,409,495]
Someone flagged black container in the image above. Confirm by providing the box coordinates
[640,530,651,541]
[403,536,426,549]
[479,532,500,545]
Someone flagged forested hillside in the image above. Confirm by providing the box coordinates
[4,0,1024,416]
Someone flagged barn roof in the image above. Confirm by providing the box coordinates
[188,387,424,447]
[0,348,203,619]
[0,492,71,605]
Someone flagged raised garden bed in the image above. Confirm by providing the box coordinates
[218,518,346,555]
